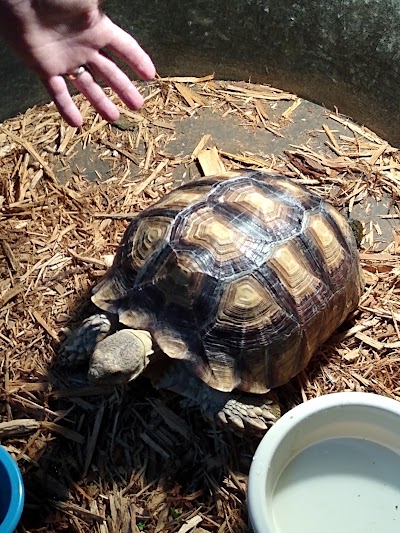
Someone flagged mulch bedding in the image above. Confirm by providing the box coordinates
[0,75,399,533]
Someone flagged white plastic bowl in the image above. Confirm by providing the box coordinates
[248,392,400,533]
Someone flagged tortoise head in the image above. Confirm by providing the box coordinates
[348,219,364,248]
[88,329,153,385]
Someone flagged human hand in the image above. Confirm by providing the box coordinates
[0,0,156,126]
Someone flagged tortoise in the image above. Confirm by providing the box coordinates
[60,170,364,433]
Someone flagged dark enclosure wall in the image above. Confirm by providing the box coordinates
[0,0,399,145]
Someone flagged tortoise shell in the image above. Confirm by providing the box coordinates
[92,170,363,392]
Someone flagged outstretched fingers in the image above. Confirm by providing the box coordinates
[45,71,120,126]
[43,20,156,126]
[69,67,120,122]
[107,23,156,81]
[44,75,84,127]
[90,52,145,110]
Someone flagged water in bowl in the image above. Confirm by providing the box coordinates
[272,438,400,533]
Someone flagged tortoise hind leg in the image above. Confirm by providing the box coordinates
[59,313,115,367]
[214,394,280,433]
[155,361,280,434]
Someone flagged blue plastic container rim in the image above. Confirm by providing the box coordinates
[0,446,24,533]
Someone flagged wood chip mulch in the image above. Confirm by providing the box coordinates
[1,75,399,532]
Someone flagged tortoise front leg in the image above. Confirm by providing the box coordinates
[58,313,114,367]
